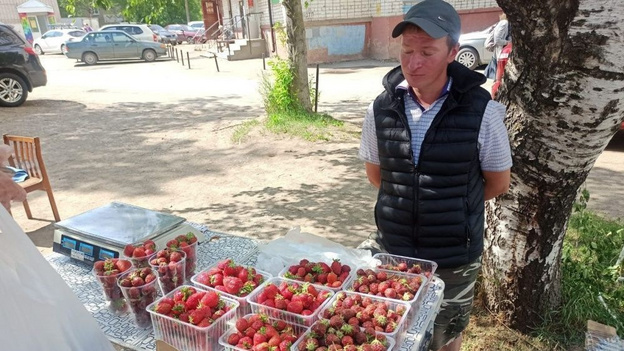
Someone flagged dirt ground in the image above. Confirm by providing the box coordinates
[2,47,623,257]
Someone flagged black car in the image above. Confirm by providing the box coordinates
[0,23,46,107]
[148,24,177,46]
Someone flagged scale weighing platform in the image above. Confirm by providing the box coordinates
[53,202,204,265]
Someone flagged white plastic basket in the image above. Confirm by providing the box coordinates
[277,263,355,292]
[191,262,272,319]
[291,320,397,351]
[217,313,308,351]
[345,267,428,315]
[246,277,334,326]
[317,290,411,345]
[372,253,438,280]
[147,285,239,351]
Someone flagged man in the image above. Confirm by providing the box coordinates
[358,0,512,350]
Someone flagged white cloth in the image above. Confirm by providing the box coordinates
[493,19,510,58]
[359,81,513,172]
[0,207,115,351]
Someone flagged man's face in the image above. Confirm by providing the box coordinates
[399,29,458,92]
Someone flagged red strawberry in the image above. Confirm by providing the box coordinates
[154,302,172,314]
[227,333,240,346]
[331,259,342,275]
[132,247,146,258]
[123,244,135,257]
[238,267,250,282]
[223,276,243,295]
[253,333,267,345]
[201,290,219,308]
[235,318,249,332]
[185,293,201,310]
[286,300,304,314]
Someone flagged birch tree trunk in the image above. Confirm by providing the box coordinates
[482,0,624,331]
[281,0,313,112]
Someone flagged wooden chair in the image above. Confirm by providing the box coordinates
[3,134,60,222]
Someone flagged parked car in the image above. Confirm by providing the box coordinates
[455,28,494,70]
[165,24,198,44]
[100,24,159,42]
[188,21,205,30]
[33,28,86,55]
[0,23,46,107]
[63,30,167,65]
[148,24,177,45]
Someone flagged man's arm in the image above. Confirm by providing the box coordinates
[483,169,511,201]
[365,162,381,189]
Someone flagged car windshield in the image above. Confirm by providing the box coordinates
[150,25,164,31]
[69,30,86,37]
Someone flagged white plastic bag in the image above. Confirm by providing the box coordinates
[0,207,115,351]
[255,226,378,276]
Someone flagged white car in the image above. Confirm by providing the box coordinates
[100,24,159,42]
[455,28,494,70]
[33,29,86,54]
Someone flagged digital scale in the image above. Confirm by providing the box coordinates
[53,202,205,265]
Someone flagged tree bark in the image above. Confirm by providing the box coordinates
[281,0,313,112]
[482,0,624,332]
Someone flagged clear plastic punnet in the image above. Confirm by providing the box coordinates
[372,253,438,281]
[317,290,412,345]
[217,313,308,351]
[246,277,334,327]
[190,262,272,319]
[291,320,397,351]
[277,262,355,292]
[346,267,428,317]
[146,285,239,351]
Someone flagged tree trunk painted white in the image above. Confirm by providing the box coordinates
[281,0,313,112]
[482,0,624,331]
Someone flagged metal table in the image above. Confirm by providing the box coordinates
[46,222,444,351]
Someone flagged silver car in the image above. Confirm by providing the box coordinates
[63,30,167,65]
[455,29,494,70]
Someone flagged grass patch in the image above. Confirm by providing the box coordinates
[231,120,261,143]
[538,190,624,344]
[265,110,343,141]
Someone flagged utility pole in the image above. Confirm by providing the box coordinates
[184,0,190,23]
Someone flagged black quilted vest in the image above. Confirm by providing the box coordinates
[372,62,491,269]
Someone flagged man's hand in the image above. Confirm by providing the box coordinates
[365,162,381,189]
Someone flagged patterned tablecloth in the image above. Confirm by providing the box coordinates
[46,223,444,351]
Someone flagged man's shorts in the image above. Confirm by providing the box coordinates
[429,257,482,350]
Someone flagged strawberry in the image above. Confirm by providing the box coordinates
[185,293,201,310]
[331,259,342,275]
[286,300,304,314]
[132,247,146,258]
[235,318,249,332]
[223,276,243,295]
[227,333,240,346]
[154,302,172,314]
[201,290,219,308]
[123,244,135,257]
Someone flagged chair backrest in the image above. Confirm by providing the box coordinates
[3,135,47,181]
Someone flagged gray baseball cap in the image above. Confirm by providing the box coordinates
[392,0,461,42]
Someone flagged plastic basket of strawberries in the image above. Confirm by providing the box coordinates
[149,248,187,295]
[166,232,199,280]
[292,319,396,351]
[278,258,354,292]
[91,258,133,315]
[191,258,271,318]
[123,240,157,269]
[218,313,308,350]
[246,277,334,327]
[117,266,159,328]
[318,290,411,345]
[147,285,239,351]
[345,267,427,315]
[372,253,437,281]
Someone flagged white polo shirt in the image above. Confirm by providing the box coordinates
[359,79,512,172]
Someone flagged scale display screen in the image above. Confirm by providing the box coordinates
[55,234,120,263]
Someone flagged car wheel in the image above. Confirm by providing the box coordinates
[143,49,157,62]
[186,37,193,44]
[82,52,98,65]
[0,73,28,107]
[456,47,479,70]
[34,44,44,55]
